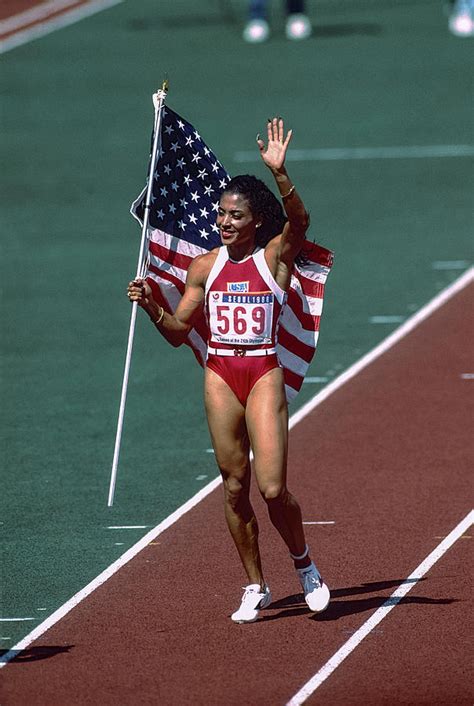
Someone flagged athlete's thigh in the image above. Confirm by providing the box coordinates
[204,366,249,477]
[245,366,289,492]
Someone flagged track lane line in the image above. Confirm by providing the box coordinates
[0,0,92,33]
[1,267,472,669]
[0,0,123,53]
[234,145,474,162]
[289,267,473,430]
[286,509,474,706]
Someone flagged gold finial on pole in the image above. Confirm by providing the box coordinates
[161,78,169,92]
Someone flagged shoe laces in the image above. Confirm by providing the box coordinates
[300,568,322,593]
[240,585,263,605]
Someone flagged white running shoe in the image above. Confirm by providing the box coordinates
[243,19,270,43]
[449,0,474,36]
[231,583,272,623]
[297,562,330,613]
[285,13,312,40]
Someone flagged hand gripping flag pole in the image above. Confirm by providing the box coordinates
[107,83,169,507]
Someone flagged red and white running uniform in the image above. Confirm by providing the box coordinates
[205,247,287,405]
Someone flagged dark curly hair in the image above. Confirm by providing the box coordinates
[223,175,287,248]
[222,174,310,264]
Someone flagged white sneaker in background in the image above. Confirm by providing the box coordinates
[231,583,272,623]
[285,13,312,40]
[449,0,474,36]
[243,19,270,43]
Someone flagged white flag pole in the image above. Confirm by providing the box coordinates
[107,83,168,507]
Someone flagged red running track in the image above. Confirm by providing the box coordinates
[0,0,118,43]
[0,0,45,21]
[1,283,472,705]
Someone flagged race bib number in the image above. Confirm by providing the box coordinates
[208,292,274,345]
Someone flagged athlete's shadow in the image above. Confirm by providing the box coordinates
[260,577,459,623]
[0,645,73,663]
[312,594,458,622]
[333,578,421,596]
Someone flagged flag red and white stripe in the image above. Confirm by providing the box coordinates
[278,243,333,399]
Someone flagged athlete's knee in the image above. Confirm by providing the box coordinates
[221,471,250,510]
[260,483,288,504]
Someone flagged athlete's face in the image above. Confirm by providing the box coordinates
[217,192,261,251]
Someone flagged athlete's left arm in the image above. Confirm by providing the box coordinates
[257,117,310,269]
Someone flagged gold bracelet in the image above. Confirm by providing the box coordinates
[153,306,165,325]
[281,185,295,199]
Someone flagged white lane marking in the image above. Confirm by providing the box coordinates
[1,0,87,33]
[286,510,474,706]
[303,521,335,525]
[289,267,473,431]
[205,448,215,454]
[1,268,472,669]
[302,377,329,384]
[461,373,474,379]
[342,627,384,635]
[369,315,405,324]
[196,474,208,480]
[432,260,470,270]
[0,0,123,54]
[106,525,149,529]
[0,618,35,622]
[234,145,474,163]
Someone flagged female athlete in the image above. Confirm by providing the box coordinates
[127,117,330,623]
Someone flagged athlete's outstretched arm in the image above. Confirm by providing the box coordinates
[127,254,208,347]
[257,117,309,265]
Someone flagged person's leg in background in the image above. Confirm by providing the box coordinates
[243,0,270,43]
[285,0,312,40]
[243,0,312,42]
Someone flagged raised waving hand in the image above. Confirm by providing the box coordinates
[256,117,292,172]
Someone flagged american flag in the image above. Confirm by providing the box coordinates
[131,107,333,402]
